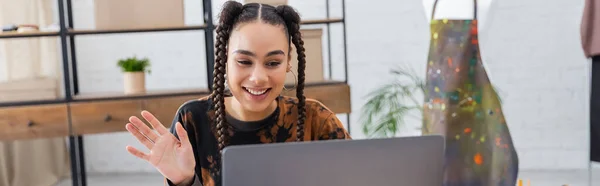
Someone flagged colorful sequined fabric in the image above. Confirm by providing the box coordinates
[422,18,519,186]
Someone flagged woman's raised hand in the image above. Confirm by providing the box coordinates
[125,110,196,185]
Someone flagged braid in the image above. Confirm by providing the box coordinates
[212,1,243,153]
[276,5,306,142]
[292,30,306,142]
[213,25,228,153]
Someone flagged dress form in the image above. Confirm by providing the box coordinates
[423,0,495,32]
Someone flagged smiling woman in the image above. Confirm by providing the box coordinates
[123,1,351,186]
[226,22,291,120]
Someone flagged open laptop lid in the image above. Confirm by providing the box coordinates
[222,135,445,186]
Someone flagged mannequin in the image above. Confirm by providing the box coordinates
[582,0,600,163]
[423,0,495,33]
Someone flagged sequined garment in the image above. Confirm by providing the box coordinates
[422,1,519,185]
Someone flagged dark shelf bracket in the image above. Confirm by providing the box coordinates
[204,0,216,92]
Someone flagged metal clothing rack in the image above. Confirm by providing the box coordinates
[0,0,349,185]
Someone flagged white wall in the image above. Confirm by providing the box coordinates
[69,0,591,174]
[345,0,591,171]
[481,0,590,170]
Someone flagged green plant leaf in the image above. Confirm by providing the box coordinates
[117,55,151,73]
[359,64,502,138]
[360,65,426,138]
[360,70,425,138]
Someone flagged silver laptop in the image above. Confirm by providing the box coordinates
[221,135,445,186]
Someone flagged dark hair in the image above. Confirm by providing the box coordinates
[210,1,306,153]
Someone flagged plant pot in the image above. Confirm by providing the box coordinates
[123,72,146,94]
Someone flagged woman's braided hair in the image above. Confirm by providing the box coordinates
[210,1,307,153]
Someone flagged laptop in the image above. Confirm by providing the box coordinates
[221,135,445,186]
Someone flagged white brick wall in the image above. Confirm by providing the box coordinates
[481,0,590,170]
[67,0,591,174]
[345,0,592,171]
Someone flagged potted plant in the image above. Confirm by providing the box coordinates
[360,65,502,138]
[360,65,425,138]
[117,56,151,94]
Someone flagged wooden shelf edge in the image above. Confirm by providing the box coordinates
[68,25,207,35]
[301,18,344,25]
[0,31,60,39]
[73,88,211,102]
[213,18,344,27]
[0,17,342,38]
[0,99,67,108]
[72,81,344,102]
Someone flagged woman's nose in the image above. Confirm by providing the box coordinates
[248,67,267,84]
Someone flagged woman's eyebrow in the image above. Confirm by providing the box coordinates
[232,49,284,57]
[266,50,285,56]
[232,49,255,56]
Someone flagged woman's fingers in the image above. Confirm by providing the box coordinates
[175,122,191,148]
[129,116,159,141]
[125,123,155,150]
[141,110,169,135]
[126,146,150,161]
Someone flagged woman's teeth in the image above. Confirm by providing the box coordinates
[245,88,268,95]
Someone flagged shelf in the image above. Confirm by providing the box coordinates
[294,80,346,87]
[301,18,344,25]
[68,25,207,36]
[0,81,350,140]
[69,81,350,136]
[70,94,204,136]
[0,18,341,39]
[0,99,67,108]
[282,80,351,114]
[0,31,59,39]
[73,88,210,102]
[72,81,345,101]
[0,103,70,141]
[0,81,346,108]
[213,18,344,27]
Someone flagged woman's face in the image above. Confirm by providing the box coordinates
[226,21,290,113]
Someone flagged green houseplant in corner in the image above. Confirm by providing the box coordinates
[360,65,503,138]
[360,65,425,138]
[117,56,151,94]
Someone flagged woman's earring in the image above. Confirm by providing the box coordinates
[290,70,297,90]
[283,70,297,92]
[283,66,296,92]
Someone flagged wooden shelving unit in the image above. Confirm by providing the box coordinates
[0,1,349,186]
